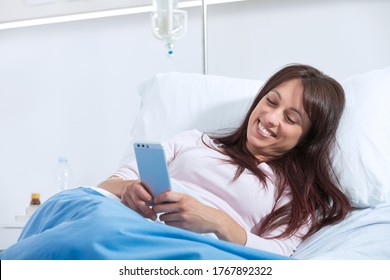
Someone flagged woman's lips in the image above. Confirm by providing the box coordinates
[258,120,276,138]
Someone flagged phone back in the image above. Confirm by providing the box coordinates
[133,143,171,197]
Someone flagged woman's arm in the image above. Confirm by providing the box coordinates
[97,176,127,198]
[153,191,247,246]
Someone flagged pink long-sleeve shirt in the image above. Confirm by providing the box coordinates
[114,129,307,256]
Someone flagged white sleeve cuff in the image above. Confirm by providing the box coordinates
[89,186,121,202]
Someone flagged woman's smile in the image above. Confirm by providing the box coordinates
[257,119,276,138]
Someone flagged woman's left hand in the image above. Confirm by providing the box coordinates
[153,191,247,245]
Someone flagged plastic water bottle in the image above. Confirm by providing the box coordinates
[56,157,73,192]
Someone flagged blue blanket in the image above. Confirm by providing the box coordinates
[0,187,289,260]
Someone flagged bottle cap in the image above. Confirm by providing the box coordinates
[31,193,40,199]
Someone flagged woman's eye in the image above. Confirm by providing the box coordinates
[266,98,277,106]
[286,114,297,124]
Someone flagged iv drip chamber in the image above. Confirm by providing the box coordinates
[151,0,187,57]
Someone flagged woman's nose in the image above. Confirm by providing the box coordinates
[264,110,282,127]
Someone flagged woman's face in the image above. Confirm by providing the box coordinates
[246,79,311,161]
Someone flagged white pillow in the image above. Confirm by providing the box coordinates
[129,68,390,208]
[333,67,390,207]
[131,72,262,142]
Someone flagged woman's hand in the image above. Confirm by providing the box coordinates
[97,177,157,220]
[153,192,217,234]
[120,180,157,220]
[153,191,247,245]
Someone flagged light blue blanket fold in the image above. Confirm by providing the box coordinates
[0,187,290,260]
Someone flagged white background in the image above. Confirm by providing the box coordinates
[2,260,390,279]
[0,0,390,225]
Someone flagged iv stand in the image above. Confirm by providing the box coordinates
[201,0,208,75]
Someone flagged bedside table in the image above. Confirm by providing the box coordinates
[0,223,25,251]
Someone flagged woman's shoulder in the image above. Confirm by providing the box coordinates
[181,129,203,137]
[161,129,206,159]
[163,129,204,147]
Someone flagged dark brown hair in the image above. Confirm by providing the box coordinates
[212,64,351,239]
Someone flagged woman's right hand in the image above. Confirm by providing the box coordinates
[120,179,157,220]
[97,177,157,220]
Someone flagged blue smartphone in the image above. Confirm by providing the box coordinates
[133,142,172,197]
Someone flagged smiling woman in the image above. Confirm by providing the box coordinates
[2,65,389,260]
[246,78,311,161]
[209,64,349,241]
[98,63,351,256]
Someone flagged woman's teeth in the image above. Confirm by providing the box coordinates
[258,122,274,137]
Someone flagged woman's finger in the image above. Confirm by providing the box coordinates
[154,190,182,204]
[121,180,157,220]
[133,181,154,204]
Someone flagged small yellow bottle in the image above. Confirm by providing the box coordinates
[26,193,41,216]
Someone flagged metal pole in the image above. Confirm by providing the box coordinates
[201,0,208,75]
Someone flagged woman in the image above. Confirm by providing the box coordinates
[98,64,351,256]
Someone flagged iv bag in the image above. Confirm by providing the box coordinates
[151,0,187,57]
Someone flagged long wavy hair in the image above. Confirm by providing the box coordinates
[211,64,351,239]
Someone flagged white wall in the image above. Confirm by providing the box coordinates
[0,6,204,222]
[207,0,390,81]
[1,0,389,224]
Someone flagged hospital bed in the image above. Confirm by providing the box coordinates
[1,66,389,260]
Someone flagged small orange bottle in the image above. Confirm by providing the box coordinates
[30,193,41,206]
[26,193,41,216]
